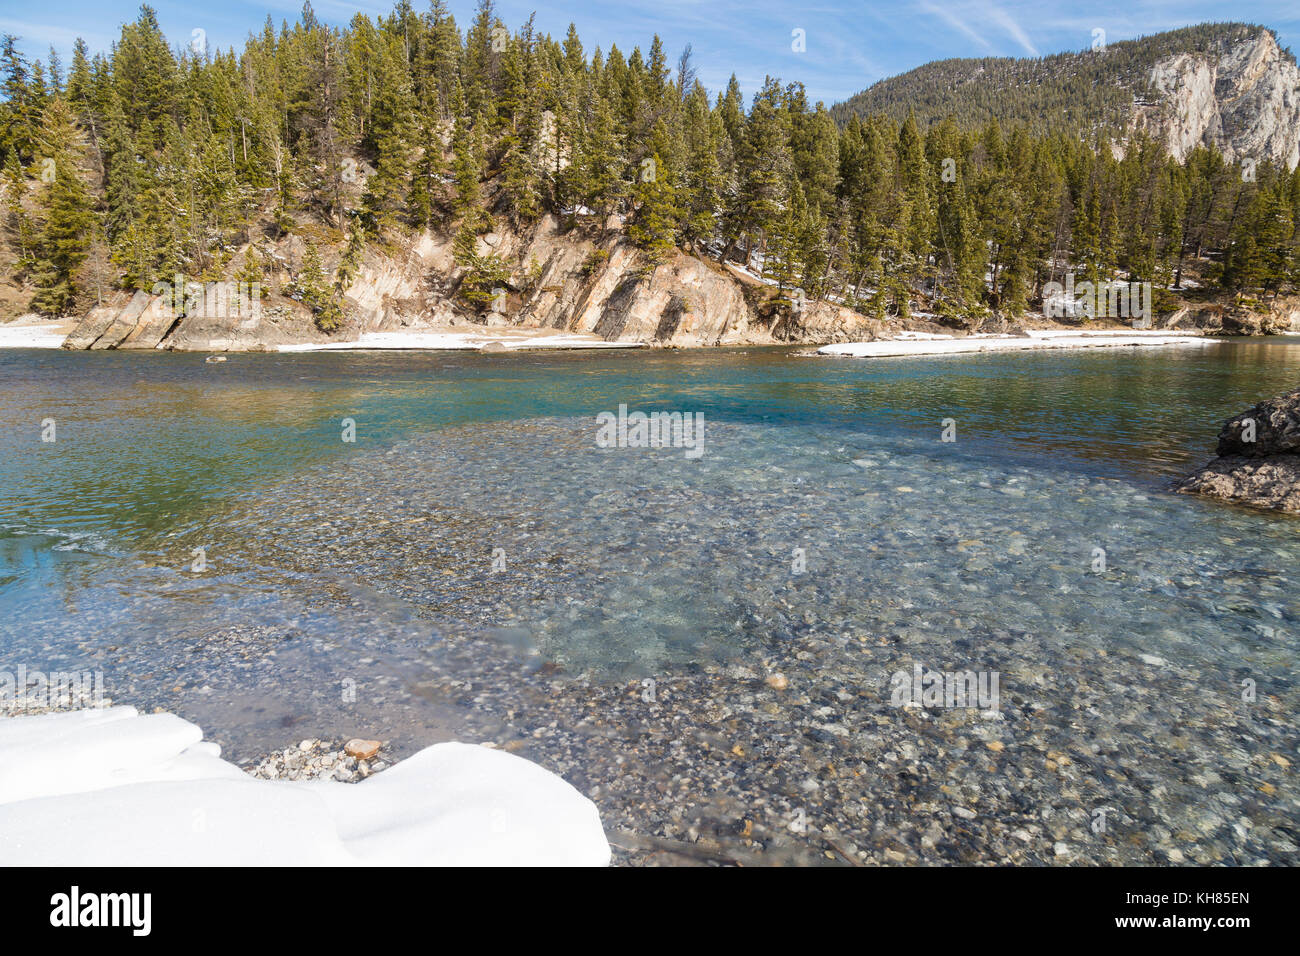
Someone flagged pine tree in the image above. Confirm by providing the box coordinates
[0,35,38,163]
[30,98,93,314]
[361,34,418,227]
[627,151,679,265]
[300,10,346,228]
[678,83,721,252]
[2,150,34,269]
[449,90,484,227]
[423,1,461,119]
[294,239,342,330]
[726,77,790,267]
[236,244,266,293]
[573,89,625,218]
[452,220,509,309]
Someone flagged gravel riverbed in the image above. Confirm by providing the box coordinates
[7,417,1298,865]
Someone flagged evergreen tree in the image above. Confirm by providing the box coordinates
[452,220,510,308]
[30,99,93,314]
[2,150,34,269]
[627,151,679,265]
[1,35,38,163]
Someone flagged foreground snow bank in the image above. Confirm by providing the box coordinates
[819,329,1216,358]
[0,707,610,866]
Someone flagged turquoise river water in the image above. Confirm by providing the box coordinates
[1,340,1297,864]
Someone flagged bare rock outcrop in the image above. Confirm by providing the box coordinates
[62,283,321,352]
[341,234,455,333]
[61,303,121,350]
[1135,29,1300,170]
[160,304,316,352]
[64,291,183,350]
[499,215,879,347]
[1163,297,1300,335]
[88,291,154,349]
[119,294,183,349]
[1177,387,1300,512]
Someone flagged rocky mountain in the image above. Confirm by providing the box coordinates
[834,23,1300,170]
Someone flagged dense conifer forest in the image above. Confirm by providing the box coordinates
[1,4,1297,326]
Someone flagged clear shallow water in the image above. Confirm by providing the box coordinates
[2,342,1298,864]
[3,341,1299,699]
[3,339,1298,543]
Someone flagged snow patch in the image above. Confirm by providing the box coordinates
[0,707,610,866]
[279,330,642,352]
[819,330,1216,358]
[0,322,69,349]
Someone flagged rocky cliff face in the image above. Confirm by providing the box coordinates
[1135,29,1300,169]
[1162,295,1300,335]
[61,215,883,351]
[457,215,883,348]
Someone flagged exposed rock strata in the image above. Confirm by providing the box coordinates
[1135,29,1300,170]
[61,215,885,351]
[55,212,1294,352]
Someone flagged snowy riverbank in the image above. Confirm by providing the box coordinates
[818,328,1218,358]
[0,320,1223,356]
[0,321,643,352]
[0,320,74,349]
[278,329,643,352]
[0,707,610,866]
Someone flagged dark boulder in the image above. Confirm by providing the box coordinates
[1177,388,1300,513]
[1213,388,1300,457]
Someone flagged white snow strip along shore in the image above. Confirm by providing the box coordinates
[0,321,71,348]
[818,329,1218,358]
[0,707,610,866]
[279,330,642,351]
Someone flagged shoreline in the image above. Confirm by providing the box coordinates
[0,320,76,349]
[277,329,645,352]
[0,321,1237,355]
[817,329,1219,358]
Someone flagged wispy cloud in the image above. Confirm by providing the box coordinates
[916,1,1039,56]
[918,1,993,50]
[984,2,1040,55]
[0,18,113,50]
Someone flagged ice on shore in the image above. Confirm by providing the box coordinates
[0,321,69,348]
[278,330,641,352]
[819,329,1216,358]
[0,707,610,866]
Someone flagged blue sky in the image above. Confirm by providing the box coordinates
[5,0,1300,106]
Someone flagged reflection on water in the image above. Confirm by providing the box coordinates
[1,341,1298,542]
